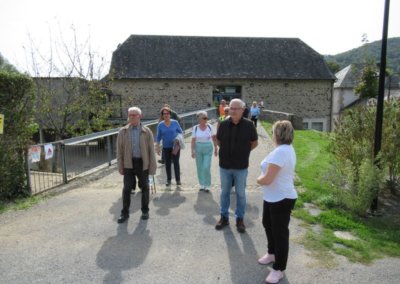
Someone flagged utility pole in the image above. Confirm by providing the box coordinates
[371,0,390,212]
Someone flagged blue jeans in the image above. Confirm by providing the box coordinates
[195,142,213,187]
[219,167,248,219]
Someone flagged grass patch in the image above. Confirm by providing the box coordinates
[300,228,338,268]
[0,194,49,214]
[262,124,400,263]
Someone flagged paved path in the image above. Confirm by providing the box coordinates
[1,125,399,283]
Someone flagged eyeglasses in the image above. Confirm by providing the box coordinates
[202,117,208,120]
[162,112,170,115]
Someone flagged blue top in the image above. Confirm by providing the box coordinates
[156,119,183,148]
[250,106,260,117]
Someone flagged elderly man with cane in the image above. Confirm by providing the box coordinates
[117,106,157,223]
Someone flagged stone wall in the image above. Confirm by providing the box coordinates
[110,79,333,130]
[260,110,303,130]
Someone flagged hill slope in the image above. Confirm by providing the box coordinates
[325,37,400,73]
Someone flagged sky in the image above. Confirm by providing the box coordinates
[1,0,399,76]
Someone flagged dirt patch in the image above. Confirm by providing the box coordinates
[375,188,400,224]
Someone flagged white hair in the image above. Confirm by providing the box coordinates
[196,111,208,118]
[229,99,245,108]
[128,106,142,115]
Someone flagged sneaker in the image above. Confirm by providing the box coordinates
[141,212,149,220]
[166,181,171,187]
[199,186,204,192]
[258,253,275,265]
[265,269,284,283]
[117,215,129,224]
[215,216,229,230]
[176,181,182,186]
[236,218,246,233]
[204,187,210,193]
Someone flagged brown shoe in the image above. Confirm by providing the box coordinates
[215,216,229,230]
[236,218,246,233]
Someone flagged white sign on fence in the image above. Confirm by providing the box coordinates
[44,144,54,160]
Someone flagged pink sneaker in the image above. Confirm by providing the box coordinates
[265,269,284,283]
[258,253,275,265]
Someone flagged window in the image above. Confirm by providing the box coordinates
[311,122,323,131]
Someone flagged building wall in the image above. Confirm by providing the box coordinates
[331,87,360,129]
[110,79,333,130]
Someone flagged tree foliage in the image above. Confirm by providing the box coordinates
[0,71,36,200]
[26,25,114,140]
[33,77,112,139]
[324,37,400,74]
[353,63,379,99]
[328,101,400,215]
[0,53,18,73]
[380,100,400,193]
[326,60,341,74]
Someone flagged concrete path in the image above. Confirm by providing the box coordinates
[1,125,399,284]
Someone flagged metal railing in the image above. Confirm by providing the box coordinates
[27,107,218,195]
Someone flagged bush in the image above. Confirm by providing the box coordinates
[328,159,383,216]
[328,105,378,215]
[328,102,400,215]
[0,71,35,200]
[381,100,400,193]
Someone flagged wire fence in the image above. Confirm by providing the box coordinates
[27,107,218,195]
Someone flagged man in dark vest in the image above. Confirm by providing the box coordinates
[215,99,258,233]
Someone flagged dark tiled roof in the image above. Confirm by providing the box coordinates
[110,35,335,80]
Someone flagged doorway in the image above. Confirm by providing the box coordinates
[212,85,242,105]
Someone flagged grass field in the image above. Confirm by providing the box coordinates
[262,121,400,264]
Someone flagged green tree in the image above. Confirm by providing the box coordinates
[381,100,400,193]
[26,25,114,141]
[0,53,18,73]
[326,60,341,74]
[329,105,383,216]
[328,100,400,215]
[0,71,36,200]
[353,63,379,99]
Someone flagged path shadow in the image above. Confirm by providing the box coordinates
[109,190,142,222]
[151,188,186,216]
[193,191,220,225]
[96,220,152,283]
[222,228,266,284]
[226,191,261,229]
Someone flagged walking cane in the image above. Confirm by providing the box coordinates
[153,175,156,194]
[150,175,156,194]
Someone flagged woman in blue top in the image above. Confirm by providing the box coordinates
[250,101,261,127]
[156,106,183,186]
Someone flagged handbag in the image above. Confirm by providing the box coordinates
[172,139,180,155]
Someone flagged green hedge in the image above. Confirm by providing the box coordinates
[0,71,35,200]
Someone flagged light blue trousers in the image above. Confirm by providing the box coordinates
[195,142,213,187]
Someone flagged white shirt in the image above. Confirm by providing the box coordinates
[260,144,297,202]
[191,124,216,143]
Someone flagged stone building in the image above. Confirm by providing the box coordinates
[107,35,336,131]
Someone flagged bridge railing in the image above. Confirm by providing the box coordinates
[26,107,218,195]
